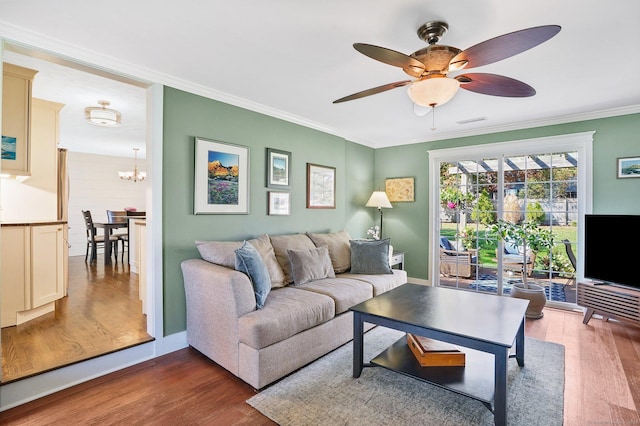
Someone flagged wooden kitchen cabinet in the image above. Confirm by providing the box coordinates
[1,222,67,327]
[2,63,38,176]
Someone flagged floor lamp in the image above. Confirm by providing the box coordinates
[366,191,392,238]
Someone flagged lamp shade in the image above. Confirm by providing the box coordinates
[407,76,460,107]
[366,191,392,209]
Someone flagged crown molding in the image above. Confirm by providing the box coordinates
[2,23,638,150]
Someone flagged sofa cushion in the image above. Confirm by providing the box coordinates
[269,234,316,285]
[196,240,242,268]
[339,269,407,296]
[306,230,352,273]
[238,287,335,350]
[235,241,271,309]
[287,246,336,286]
[247,234,286,288]
[294,276,373,314]
[350,238,393,274]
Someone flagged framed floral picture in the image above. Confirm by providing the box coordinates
[268,191,290,215]
[194,137,249,214]
[617,156,640,178]
[266,148,291,189]
[306,163,335,209]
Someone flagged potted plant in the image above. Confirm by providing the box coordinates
[489,219,554,319]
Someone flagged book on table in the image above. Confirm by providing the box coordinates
[407,333,466,367]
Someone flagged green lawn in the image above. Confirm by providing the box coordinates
[440,223,577,272]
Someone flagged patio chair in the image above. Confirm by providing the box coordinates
[439,236,478,278]
[501,241,535,277]
[562,239,577,286]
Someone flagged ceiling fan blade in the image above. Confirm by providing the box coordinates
[456,73,536,97]
[333,80,412,103]
[450,25,561,70]
[354,43,425,72]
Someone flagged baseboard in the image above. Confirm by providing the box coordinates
[0,341,155,411]
[157,330,188,355]
[407,276,431,286]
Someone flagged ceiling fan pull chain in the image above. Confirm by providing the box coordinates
[430,103,436,130]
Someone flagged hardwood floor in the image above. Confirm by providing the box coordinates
[1,306,638,424]
[1,255,153,383]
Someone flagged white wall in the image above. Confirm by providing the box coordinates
[68,152,146,257]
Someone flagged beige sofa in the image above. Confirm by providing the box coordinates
[181,231,407,389]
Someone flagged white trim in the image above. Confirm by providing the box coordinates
[0,46,174,410]
[428,131,594,285]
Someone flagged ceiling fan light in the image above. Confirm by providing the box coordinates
[407,77,460,107]
[85,100,121,127]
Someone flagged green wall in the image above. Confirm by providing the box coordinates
[162,85,638,334]
[162,87,375,335]
[375,113,640,280]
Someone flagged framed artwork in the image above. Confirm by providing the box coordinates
[617,156,640,178]
[194,137,249,214]
[266,148,291,189]
[306,163,336,209]
[268,191,290,215]
[385,177,415,202]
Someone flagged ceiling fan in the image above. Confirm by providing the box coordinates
[333,21,561,113]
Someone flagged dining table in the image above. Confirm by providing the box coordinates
[94,221,128,265]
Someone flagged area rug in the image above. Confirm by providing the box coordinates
[469,278,567,302]
[247,327,564,426]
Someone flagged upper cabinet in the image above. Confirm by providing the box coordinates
[2,63,38,176]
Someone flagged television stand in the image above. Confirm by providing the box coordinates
[577,282,640,326]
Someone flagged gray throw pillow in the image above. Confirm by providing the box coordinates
[350,239,393,274]
[235,241,271,309]
[287,246,336,285]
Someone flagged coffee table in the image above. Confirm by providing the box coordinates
[350,283,529,426]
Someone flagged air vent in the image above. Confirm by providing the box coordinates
[456,117,487,125]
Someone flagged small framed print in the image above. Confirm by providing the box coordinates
[268,191,290,215]
[306,163,336,209]
[617,156,640,178]
[385,177,415,202]
[194,137,249,214]
[266,148,291,189]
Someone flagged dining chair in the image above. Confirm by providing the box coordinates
[82,210,119,263]
[107,210,129,262]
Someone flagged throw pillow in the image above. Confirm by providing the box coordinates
[196,240,242,268]
[287,246,336,285]
[269,234,317,285]
[235,241,271,309]
[247,234,286,288]
[306,230,352,273]
[350,238,393,274]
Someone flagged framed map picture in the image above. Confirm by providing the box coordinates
[385,177,415,202]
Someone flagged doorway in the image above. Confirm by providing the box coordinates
[429,133,593,309]
[1,45,154,383]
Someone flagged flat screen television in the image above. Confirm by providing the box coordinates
[584,214,640,290]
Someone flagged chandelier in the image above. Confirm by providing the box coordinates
[119,148,146,182]
[85,100,121,127]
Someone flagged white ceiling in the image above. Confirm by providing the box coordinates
[1,0,639,153]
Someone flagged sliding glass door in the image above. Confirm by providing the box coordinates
[429,134,593,307]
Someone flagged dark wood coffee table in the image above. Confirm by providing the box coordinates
[350,283,529,426]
